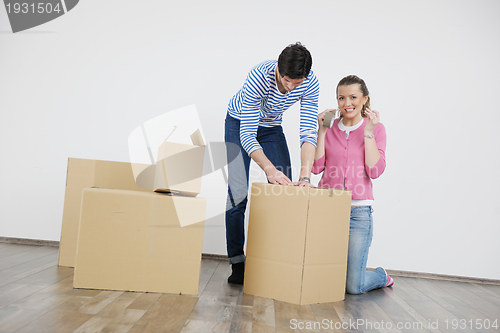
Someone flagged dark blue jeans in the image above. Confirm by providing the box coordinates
[224,113,292,264]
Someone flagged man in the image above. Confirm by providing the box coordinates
[224,42,319,284]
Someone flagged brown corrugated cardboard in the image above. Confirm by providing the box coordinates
[154,148,205,196]
[131,129,206,196]
[58,158,153,268]
[244,183,352,305]
[73,188,205,295]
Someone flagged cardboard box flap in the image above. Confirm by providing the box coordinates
[190,129,205,147]
[128,105,206,190]
[129,127,205,195]
[153,140,205,196]
[133,163,156,189]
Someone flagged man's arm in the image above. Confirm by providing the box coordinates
[250,149,293,185]
[296,72,320,187]
[296,142,315,187]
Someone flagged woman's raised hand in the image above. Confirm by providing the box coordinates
[364,108,380,133]
[318,109,336,131]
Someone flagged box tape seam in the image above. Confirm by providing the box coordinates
[299,187,311,304]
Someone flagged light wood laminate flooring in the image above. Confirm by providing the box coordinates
[0,243,499,332]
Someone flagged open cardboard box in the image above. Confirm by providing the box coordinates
[59,127,205,267]
[61,105,208,292]
[73,188,206,295]
[243,183,352,305]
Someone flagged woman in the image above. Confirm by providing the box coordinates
[312,75,393,294]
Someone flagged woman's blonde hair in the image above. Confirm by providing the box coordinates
[336,75,370,118]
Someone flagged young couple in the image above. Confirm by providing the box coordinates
[224,42,393,294]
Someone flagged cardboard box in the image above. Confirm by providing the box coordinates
[132,129,206,196]
[58,158,153,268]
[243,183,352,305]
[73,188,206,295]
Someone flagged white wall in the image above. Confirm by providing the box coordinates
[1,0,499,280]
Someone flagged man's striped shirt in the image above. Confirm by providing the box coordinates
[227,60,319,156]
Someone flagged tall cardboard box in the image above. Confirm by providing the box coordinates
[58,158,153,268]
[244,183,352,305]
[73,188,205,295]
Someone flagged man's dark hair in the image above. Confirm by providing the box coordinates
[277,42,312,79]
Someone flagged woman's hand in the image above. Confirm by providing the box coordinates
[363,108,382,168]
[364,108,380,134]
[318,109,335,131]
[293,179,314,187]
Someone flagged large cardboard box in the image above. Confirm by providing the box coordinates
[58,158,152,268]
[244,183,352,305]
[73,188,206,295]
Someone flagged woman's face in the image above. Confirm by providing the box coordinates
[337,84,368,123]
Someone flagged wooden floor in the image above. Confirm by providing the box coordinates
[0,243,499,333]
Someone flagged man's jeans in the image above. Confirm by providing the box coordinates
[224,114,291,264]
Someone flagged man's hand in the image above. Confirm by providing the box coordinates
[265,167,293,186]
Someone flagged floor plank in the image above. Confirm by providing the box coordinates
[367,285,439,333]
[0,245,38,260]
[0,246,58,271]
[391,277,475,333]
[198,259,221,296]
[126,292,162,311]
[14,310,94,333]
[128,294,198,333]
[405,277,494,331]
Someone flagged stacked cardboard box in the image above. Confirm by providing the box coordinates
[60,130,206,296]
[73,188,205,295]
[244,183,352,305]
[58,158,152,268]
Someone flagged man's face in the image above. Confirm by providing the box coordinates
[280,76,305,92]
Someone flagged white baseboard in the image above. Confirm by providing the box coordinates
[1,237,498,286]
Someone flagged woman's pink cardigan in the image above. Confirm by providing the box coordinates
[312,118,386,200]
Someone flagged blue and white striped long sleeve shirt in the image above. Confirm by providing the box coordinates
[227,60,320,156]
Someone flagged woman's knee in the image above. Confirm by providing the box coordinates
[345,280,363,295]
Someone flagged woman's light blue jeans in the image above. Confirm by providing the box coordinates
[346,206,387,294]
[224,113,292,265]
